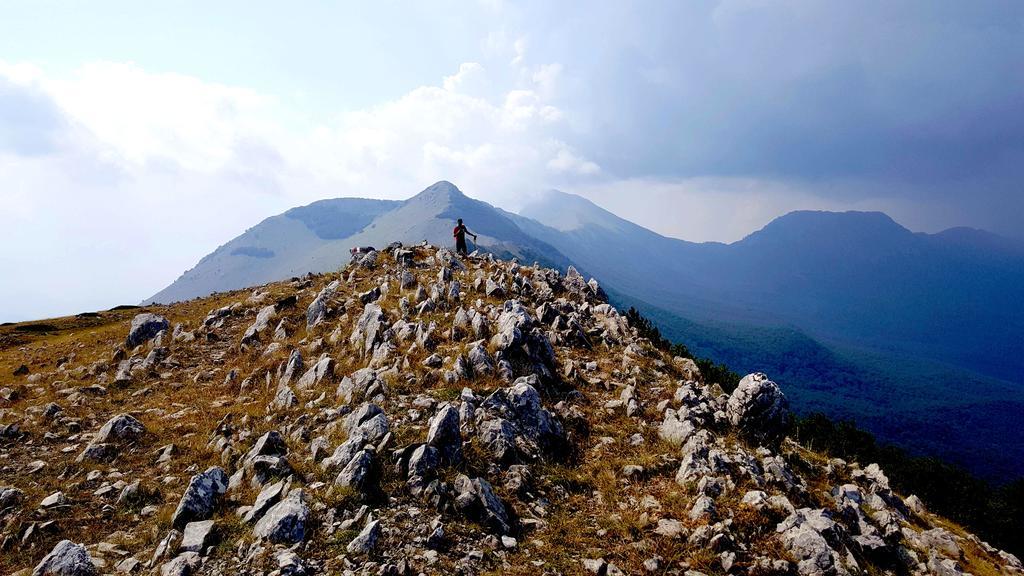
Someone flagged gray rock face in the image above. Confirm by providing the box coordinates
[777,508,844,576]
[254,490,310,544]
[126,313,169,348]
[350,304,387,356]
[453,475,512,534]
[242,305,277,344]
[180,520,216,553]
[77,413,146,463]
[346,518,380,555]
[335,449,374,492]
[307,280,339,328]
[426,404,462,464]
[32,540,98,576]
[297,354,334,389]
[727,372,792,445]
[243,480,285,523]
[477,377,564,461]
[172,467,228,529]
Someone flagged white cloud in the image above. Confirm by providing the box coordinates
[0,58,605,321]
[512,37,528,66]
[547,145,601,175]
[442,62,485,93]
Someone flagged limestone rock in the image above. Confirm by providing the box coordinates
[453,475,512,534]
[346,518,380,555]
[727,372,792,445]
[32,540,97,576]
[253,489,310,544]
[126,313,169,348]
[172,467,228,529]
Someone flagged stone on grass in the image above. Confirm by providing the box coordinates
[172,467,228,529]
[32,540,97,576]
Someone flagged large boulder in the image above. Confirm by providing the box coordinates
[426,404,462,464]
[476,377,564,462]
[172,467,228,529]
[727,373,792,445]
[253,490,310,544]
[77,413,146,463]
[32,540,97,576]
[126,313,169,348]
[453,475,512,534]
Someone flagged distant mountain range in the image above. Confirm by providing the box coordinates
[148,181,1024,480]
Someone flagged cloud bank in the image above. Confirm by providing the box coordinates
[1,0,1022,321]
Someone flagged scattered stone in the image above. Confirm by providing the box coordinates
[180,520,216,554]
[32,539,97,576]
[346,518,381,555]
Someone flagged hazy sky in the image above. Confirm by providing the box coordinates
[2,1,1022,322]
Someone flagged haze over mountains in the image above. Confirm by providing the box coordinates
[149,181,1024,480]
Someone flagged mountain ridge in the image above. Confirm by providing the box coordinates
[144,182,1024,480]
[3,244,1022,575]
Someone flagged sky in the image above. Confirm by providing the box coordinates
[1,0,1022,322]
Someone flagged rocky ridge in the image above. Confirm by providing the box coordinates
[0,243,1019,576]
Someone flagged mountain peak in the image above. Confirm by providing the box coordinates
[520,189,632,233]
[408,180,466,204]
[743,210,912,247]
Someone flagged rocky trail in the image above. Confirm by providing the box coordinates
[1,243,1019,576]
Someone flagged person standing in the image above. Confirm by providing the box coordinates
[453,218,477,255]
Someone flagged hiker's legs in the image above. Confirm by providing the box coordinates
[456,238,467,255]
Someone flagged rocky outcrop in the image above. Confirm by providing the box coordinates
[3,242,1020,576]
[727,372,793,445]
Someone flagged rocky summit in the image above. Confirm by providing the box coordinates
[0,243,1020,576]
